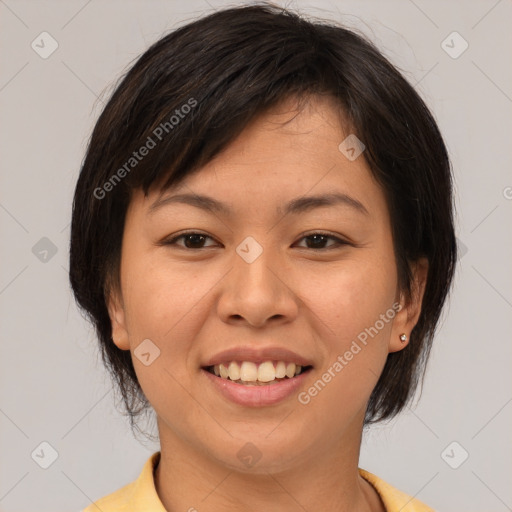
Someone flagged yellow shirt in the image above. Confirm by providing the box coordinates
[82,451,434,511]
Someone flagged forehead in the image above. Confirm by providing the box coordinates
[130,94,386,221]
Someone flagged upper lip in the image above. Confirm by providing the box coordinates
[202,346,314,367]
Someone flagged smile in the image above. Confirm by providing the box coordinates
[201,362,313,407]
[206,360,312,385]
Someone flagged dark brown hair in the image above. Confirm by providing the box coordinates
[69,2,457,429]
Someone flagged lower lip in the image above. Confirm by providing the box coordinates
[201,368,311,407]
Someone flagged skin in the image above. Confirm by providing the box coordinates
[108,94,428,512]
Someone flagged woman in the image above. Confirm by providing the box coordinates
[70,3,456,510]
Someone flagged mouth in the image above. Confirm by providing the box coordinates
[200,346,314,406]
[204,360,314,386]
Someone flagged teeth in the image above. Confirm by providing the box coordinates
[275,361,286,378]
[211,361,307,383]
[257,361,275,382]
[240,361,258,382]
[228,361,240,381]
[285,362,296,378]
[219,363,229,379]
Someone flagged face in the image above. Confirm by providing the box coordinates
[108,94,427,473]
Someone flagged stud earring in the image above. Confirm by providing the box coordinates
[399,333,408,343]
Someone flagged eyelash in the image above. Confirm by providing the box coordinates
[162,231,349,251]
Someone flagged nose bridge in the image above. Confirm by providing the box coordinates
[217,234,297,326]
[234,234,281,296]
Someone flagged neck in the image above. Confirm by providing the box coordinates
[154,420,385,512]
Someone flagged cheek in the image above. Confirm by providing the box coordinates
[122,251,207,338]
[296,252,397,419]
[121,255,211,429]
[305,250,398,339]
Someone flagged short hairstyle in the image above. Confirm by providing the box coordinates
[69,2,457,429]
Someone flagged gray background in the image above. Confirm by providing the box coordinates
[1,0,511,511]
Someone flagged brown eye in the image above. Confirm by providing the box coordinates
[295,233,347,250]
[164,232,218,249]
[162,231,348,251]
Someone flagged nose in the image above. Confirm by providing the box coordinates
[216,242,299,328]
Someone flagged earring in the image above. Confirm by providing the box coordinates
[399,333,408,343]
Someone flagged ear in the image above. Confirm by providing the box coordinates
[389,257,429,353]
[106,286,130,351]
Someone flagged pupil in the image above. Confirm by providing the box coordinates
[184,234,326,249]
[308,235,325,248]
[185,234,205,248]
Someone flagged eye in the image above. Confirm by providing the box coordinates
[163,231,218,249]
[162,231,348,251]
[294,232,348,250]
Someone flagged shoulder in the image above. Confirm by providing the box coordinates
[81,480,135,512]
[81,455,436,512]
[359,468,436,512]
[81,452,163,512]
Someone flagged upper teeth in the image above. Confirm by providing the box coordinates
[213,361,303,382]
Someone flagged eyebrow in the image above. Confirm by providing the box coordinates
[148,191,369,217]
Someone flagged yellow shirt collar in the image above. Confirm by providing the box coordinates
[84,451,434,511]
